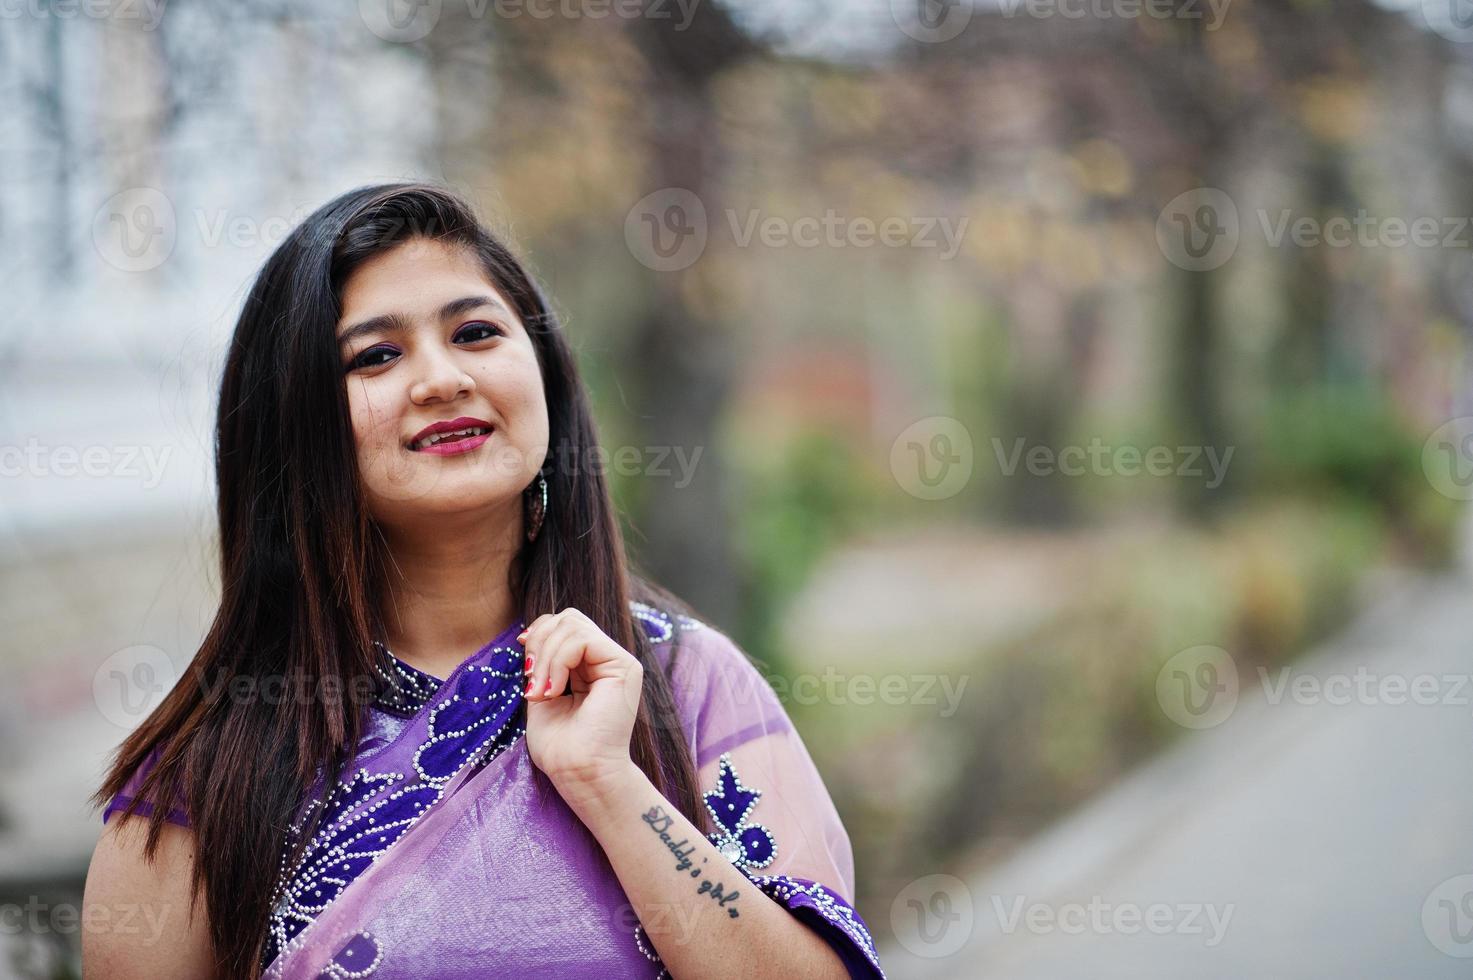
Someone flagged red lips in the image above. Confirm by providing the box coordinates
[409,416,493,451]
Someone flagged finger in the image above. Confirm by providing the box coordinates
[526,615,580,700]
[520,612,562,686]
[538,619,586,699]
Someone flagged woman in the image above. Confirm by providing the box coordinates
[82,183,886,979]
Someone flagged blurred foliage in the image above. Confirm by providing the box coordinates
[789,496,1396,918]
[1254,385,1462,564]
[731,425,876,667]
[10,0,1473,965]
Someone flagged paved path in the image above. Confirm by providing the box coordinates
[882,560,1473,979]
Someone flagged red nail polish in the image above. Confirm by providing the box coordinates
[525,678,535,696]
[524,655,534,674]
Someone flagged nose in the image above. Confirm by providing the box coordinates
[409,348,474,404]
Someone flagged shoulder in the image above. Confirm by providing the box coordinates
[629,600,792,755]
[630,599,709,648]
[630,600,759,682]
[103,744,191,830]
[84,814,214,978]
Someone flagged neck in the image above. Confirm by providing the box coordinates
[374,502,525,680]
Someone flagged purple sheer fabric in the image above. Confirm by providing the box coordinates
[102,743,190,829]
[103,605,885,979]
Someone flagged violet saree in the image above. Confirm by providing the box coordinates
[102,603,886,978]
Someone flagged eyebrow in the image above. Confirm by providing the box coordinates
[337,295,511,348]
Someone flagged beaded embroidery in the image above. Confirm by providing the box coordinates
[630,600,706,645]
[745,874,886,977]
[262,650,525,971]
[369,643,443,717]
[637,753,886,979]
[704,753,777,871]
[370,601,696,718]
[319,930,383,978]
[264,601,693,974]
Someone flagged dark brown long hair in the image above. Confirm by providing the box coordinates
[90,183,710,978]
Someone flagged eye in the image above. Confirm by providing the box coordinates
[346,345,398,372]
[455,321,503,343]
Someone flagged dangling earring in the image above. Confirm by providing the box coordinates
[525,472,548,542]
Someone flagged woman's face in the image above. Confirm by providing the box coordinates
[337,237,549,531]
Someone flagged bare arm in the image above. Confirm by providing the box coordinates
[557,763,849,980]
[81,816,217,980]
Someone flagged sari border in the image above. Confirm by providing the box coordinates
[261,621,527,977]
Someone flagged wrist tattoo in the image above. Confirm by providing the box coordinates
[642,805,743,918]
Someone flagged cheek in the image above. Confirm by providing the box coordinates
[482,355,546,417]
[346,385,395,453]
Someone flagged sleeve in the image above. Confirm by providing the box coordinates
[660,620,886,980]
[101,744,192,830]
